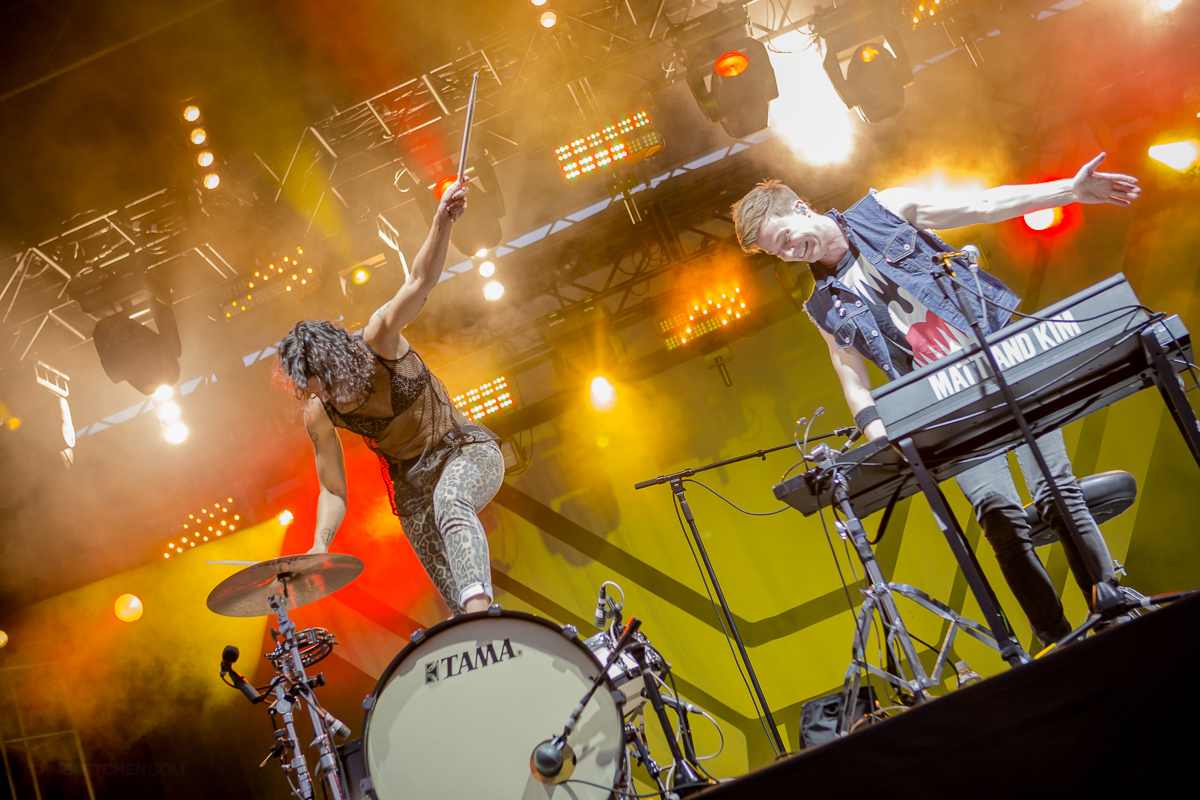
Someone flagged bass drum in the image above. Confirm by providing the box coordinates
[362,610,624,800]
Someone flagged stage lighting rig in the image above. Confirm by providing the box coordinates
[69,261,183,395]
[673,4,778,139]
[656,285,749,351]
[410,155,507,256]
[163,497,243,558]
[452,377,515,422]
[814,5,913,124]
[181,99,222,193]
[554,112,664,180]
[219,246,320,320]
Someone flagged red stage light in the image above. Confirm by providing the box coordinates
[714,51,750,78]
[433,176,457,201]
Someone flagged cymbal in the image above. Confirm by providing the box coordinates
[206,553,364,617]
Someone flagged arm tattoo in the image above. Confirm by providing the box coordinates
[373,301,390,322]
[316,527,337,547]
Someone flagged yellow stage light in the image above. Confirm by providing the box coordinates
[352,268,371,285]
[197,151,215,168]
[203,173,221,190]
[589,375,617,412]
[483,280,505,301]
[859,45,882,63]
[1023,207,1062,231]
[277,510,294,527]
[1149,139,1200,172]
[478,260,496,277]
[540,10,557,28]
[164,421,189,444]
[190,127,207,146]
[7,417,20,430]
[114,594,143,623]
[767,32,855,166]
[182,105,201,122]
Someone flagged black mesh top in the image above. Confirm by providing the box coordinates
[322,341,496,516]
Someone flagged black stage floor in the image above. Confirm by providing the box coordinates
[698,591,1200,800]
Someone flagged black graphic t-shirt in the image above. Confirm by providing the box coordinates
[838,254,972,375]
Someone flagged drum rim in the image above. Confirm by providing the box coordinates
[360,608,624,795]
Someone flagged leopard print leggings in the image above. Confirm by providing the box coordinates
[399,441,504,615]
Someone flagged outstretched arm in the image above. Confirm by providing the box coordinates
[820,330,887,441]
[875,153,1141,230]
[304,397,348,554]
[364,181,469,356]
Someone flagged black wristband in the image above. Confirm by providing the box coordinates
[854,406,881,431]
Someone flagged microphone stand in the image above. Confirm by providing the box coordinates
[531,619,643,783]
[931,254,1111,598]
[633,433,853,756]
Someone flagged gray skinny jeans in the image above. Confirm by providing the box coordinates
[955,428,1117,645]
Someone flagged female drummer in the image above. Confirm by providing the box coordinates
[276,181,505,616]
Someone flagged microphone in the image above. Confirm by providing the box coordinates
[320,708,351,740]
[839,426,864,453]
[593,584,608,628]
[220,644,239,676]
[220,644,263,704]
[962,244,981,266]
[530,740,575,783]
[657,694,701,715]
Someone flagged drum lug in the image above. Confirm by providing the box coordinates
[611,688,627,707]
[359,776,376,799]
[362,694,373,711]
[487,603,503,616]
[560,623,578,639]
[409,628,426,644]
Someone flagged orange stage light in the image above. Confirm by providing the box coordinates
[859,45,882,63]
[433,175,458,201]
[714,51,750,78]
[0,630,8,648]
[277,510,294,527]
[114,593,143,623]
[1148,139,1199,173]
[589,376,618,412]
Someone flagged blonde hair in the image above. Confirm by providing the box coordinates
[731,179,804,253]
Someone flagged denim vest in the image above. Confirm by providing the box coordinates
[803,190,1020,379]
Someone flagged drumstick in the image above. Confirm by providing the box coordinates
[206,560,261,566]
[456,71,480,188]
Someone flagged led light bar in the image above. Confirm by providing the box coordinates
[452,377,514,421]
[657,286,748,350]
[163,497,243,558]
[555,112,665,180]
[219,248,320,320]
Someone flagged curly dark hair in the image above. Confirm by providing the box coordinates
[276,320,375,406]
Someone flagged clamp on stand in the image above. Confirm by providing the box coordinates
[807,444,1009,735]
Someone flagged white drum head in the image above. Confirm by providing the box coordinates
[364,612,623,800]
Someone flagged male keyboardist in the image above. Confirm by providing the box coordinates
[732,154,1140,648]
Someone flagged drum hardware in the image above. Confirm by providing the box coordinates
[364,609,626,799]
[584,581,671,718]
[531,617,643,784]
[622,716,669,797]
[208,554,364,800]
[627,640,713,796]
[804,443,1010,736]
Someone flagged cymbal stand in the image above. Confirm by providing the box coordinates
[266,582,346,800]
[808,444,1006,735]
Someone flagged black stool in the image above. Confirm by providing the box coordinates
[1022,470,1137,548]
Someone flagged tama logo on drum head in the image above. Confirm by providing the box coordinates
[424,639,519,684]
